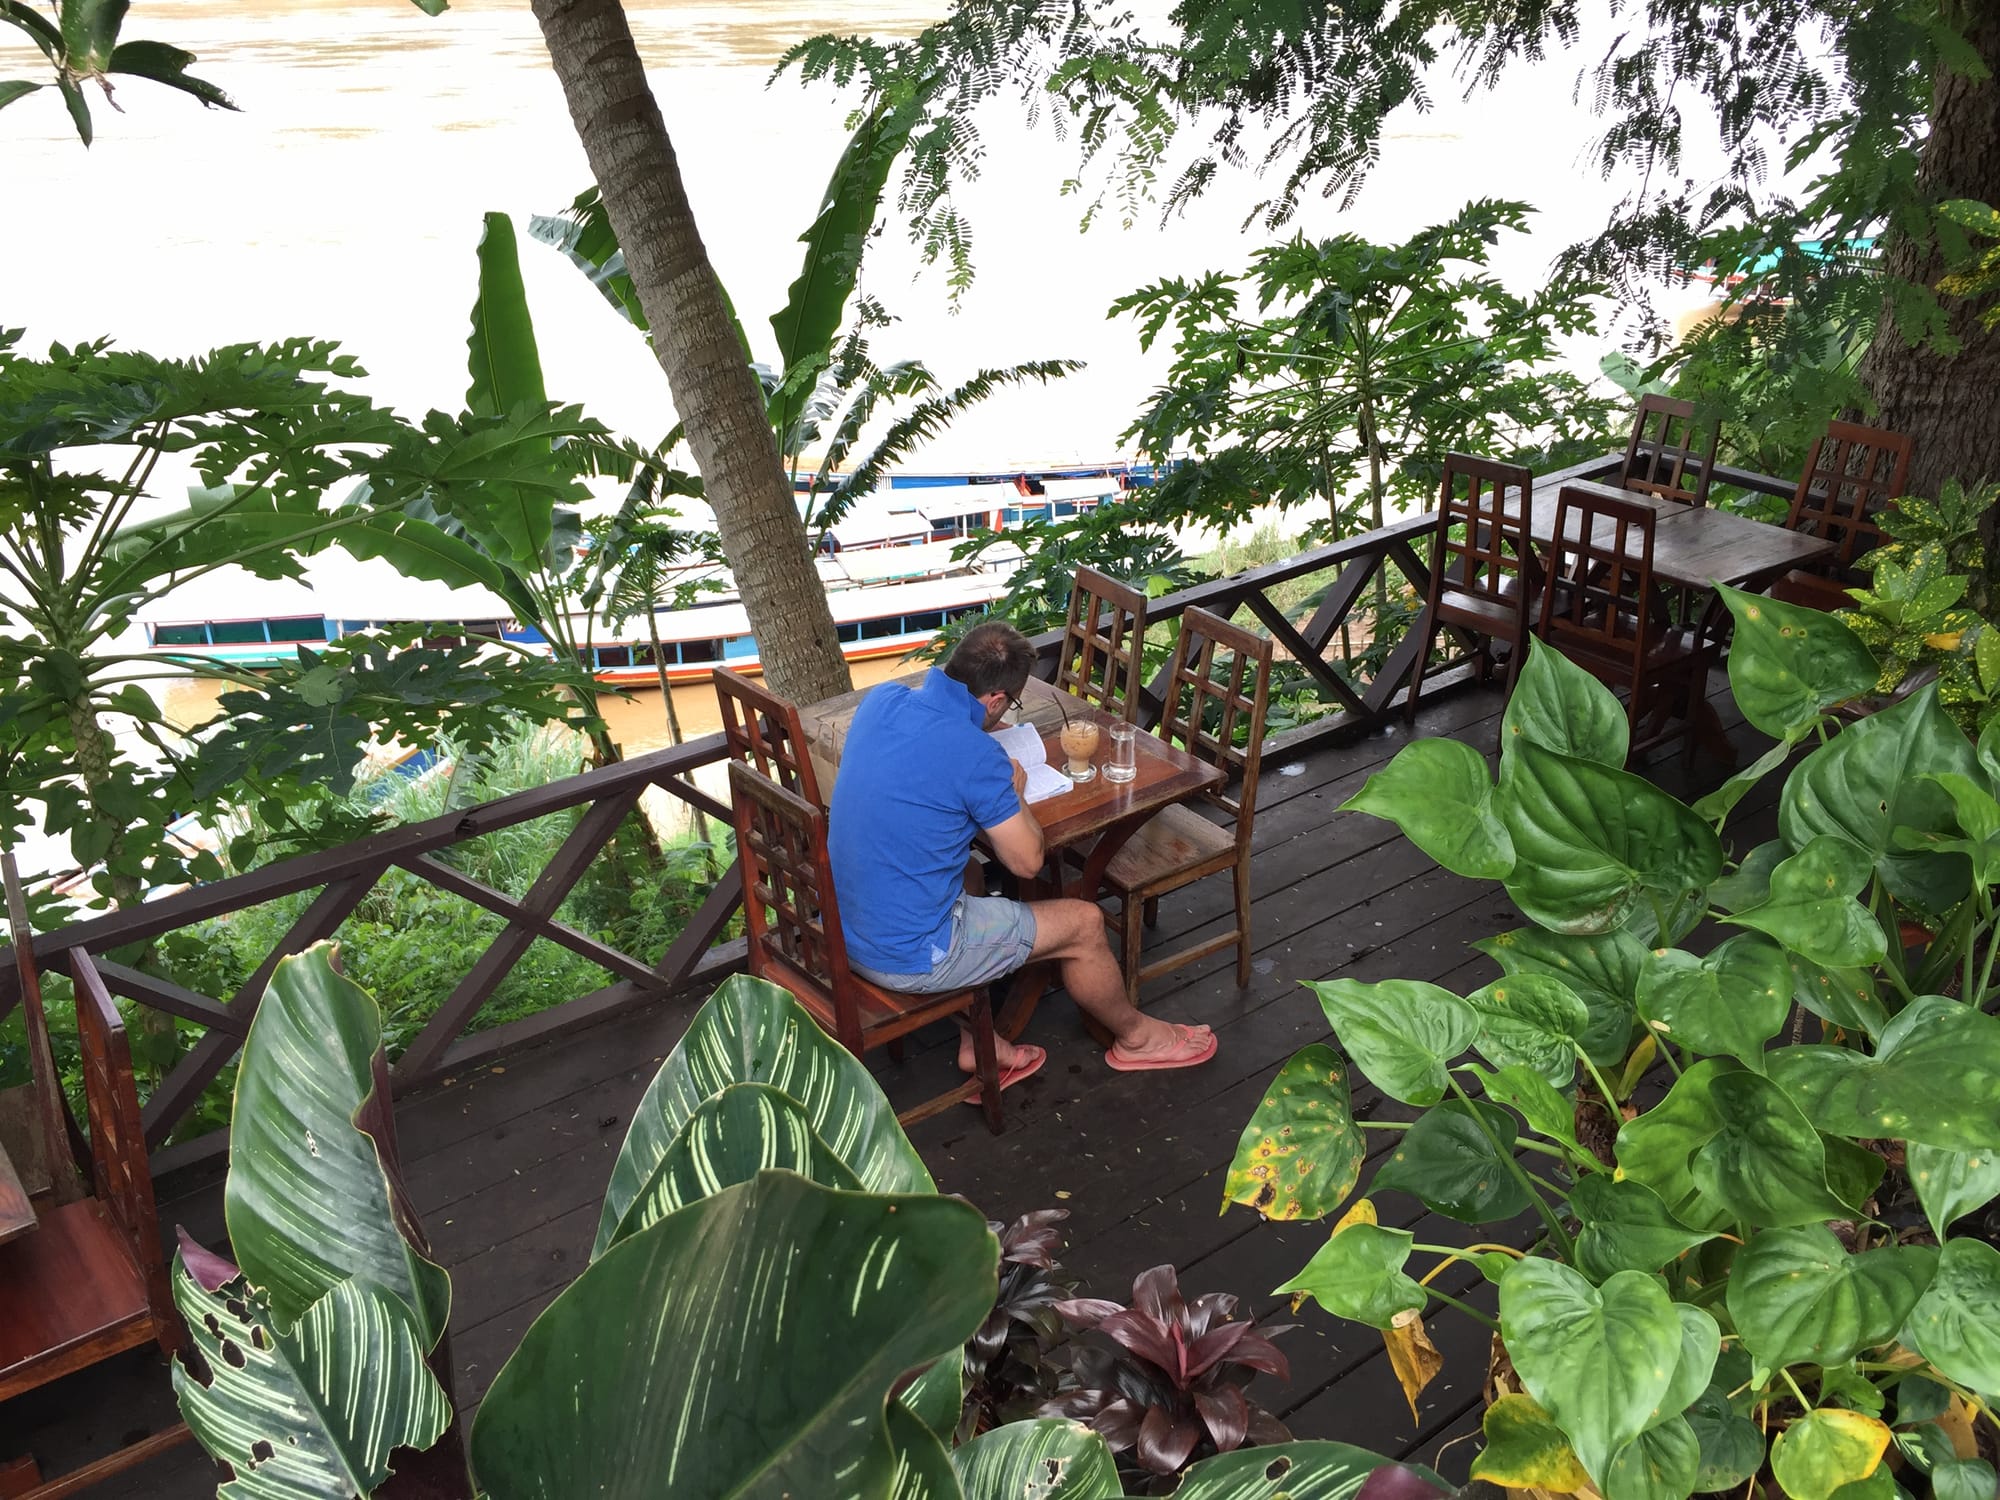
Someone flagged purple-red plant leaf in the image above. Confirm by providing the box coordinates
[1196,1383,1252,1453]
[1187,1290,1240,1338]
[1246,1407,1294,1446]
[1051,1296,1125,1327]
[176,1226,241,1293]
[1133,1264,1187,1326]
[1358,1460,1450,1500]
[1136,1403,1204,1475]
[1090,1396,1145,1453]
[1097,1308,1183,1377]
[1222,1329,1291,1380]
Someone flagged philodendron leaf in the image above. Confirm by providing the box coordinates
[1305,978,1478,1106]
[471,1172,996,1500]
[1900,772,2000,886]
[1690,1070,1871,1228]
[1500,1260,1684,1484]
[1903,1238,2000,1399]
[1167,1443,1448,1499]
[1371,1098,1530,1224]
[1779,684,1977,915]
[1475,925,1646,1065]
[596,974,933,1259]
[1497,740,1722,935]
[1276,1212,1424,1330]
[1908,1142,2000,1240]
[608,1082,864,1249]
[1765,1002,2000,1152]
[225,943,450,1348]
[1652,1304,1722,1434]
[1692,740,1796,825]
[1788,957,1889,1040]
[1464,972,1590,1086]
[1726,1226,1938,1374]
[1224,1044,1366,1222]
[1473,1393,1591,1493]
[1932,1458,2000,1500]
[1604,1417,1701,1500]
[1341,737,1513,879]
[1770,1409,1892,1500]
[1502,638,1630,766]
[1636,935,1793,1072]
[951,1419,1121,1500]
[170,1248,453,1500]
[1723,837,1887,969]
[1571,1176,1718,1282]
[1685,1386,1765,1492]
[1716,585,1879,740]
[1615,1059,1738,1233]
[1471,1062,1585,1155]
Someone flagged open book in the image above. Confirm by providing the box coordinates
[992,720,1072,804]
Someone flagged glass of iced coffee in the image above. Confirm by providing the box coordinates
[1059,718,1101,782]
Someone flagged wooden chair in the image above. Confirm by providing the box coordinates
[1098,608,1272,1006]
[713,666,822,805]
[1537,486,1711,762]
[1405,454,1538,717]
[1057,567,1148,720]
[1,876,188,1493]
[1768,421,1914,611]
[727,761,1005,1131]
[1618,394,1719,508]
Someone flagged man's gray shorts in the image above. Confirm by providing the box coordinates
[852,895,1037,993]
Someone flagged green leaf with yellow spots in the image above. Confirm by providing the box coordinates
[1770,1408,1892,1500]
[1224,1045,1366,1222]
[1908,1142,2000,1241]
[1636,935,1793,1072]
[1723,837,1887,970]
[1464,972,1591,1087]
[1473,1393,1592,1493]
[1716,585,1880,740]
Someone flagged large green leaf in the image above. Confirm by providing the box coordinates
[528,187,651,332]
[225,944,450,1347]
[1224,1044,1366,1221]
[59,0,124,71]
[1770,1409,1892,1500]
[1778,685,1977,915]
[171,1249,454,1500]
[1499,1259,1685,1483]
[608,1082,864,1249]
[1726,1227,1938,1373]
[1372,1098,1530,1224]
[1692,740,1797,825]
[595,975,933,1259]
[1765,1003,2000,1152]
[1501,638,1630,765]
[1604,1418,1701,1500]
[1685,1386,1765,1493]
[1635,935,1793,1071]
[1722,837,1887,969]
[1614,1059,1738,1232]
[467,211,549,421]
[1276,1217,1425,1329]
[1908,1142,2000,1240]
[1653,1304,1722,1432]
[1903,1237,2000,1398]
[888,1400,961,1500]
[1496,740,1722,935]
[471,1172,996,1500]
[1167,1444,1446,1499]
[951,1419,1120,1499]
[1464,972,1590,1086]
[1688,1070,1868,1228]
[1305,978,1478,1106]
[1571,1176,1718,1282]
[1474,925,1645,1065]
[1716,585,1879,740]
[1472,1062,1586,1155]
[1340,737,1513,878]
[331,510,511,594]
[1900,772,2000,887]
[107,37,234,109]
[1788,957,1889,1040]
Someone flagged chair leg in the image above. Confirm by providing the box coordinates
[1120,896,1146,1009]
[1233,861,1253,989]
[1142,895,1160,930]
[886,1038,905,1064]
[968,997,1003,1134]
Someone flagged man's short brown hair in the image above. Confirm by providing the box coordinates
[944,620,1036,700]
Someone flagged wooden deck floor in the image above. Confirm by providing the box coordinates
[7,676,1782,1496]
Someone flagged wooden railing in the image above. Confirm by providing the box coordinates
[0,448,1648,1168]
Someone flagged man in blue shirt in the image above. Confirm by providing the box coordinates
[830,621,1218,1095]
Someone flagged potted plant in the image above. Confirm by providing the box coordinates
[1224,616,2000,1500]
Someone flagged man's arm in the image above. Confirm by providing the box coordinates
[983,777,1045,879]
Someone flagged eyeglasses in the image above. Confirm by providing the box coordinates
[1007,691,1026,717]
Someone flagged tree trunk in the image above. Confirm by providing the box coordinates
[1856,5,2000,509]
[528,0,852,706]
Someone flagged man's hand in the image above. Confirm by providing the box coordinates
[1012,760,1028,801]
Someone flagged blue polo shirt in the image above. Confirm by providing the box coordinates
[829,669,1020,974]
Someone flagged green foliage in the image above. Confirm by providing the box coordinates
[1,0,236,144]
[1226,634,2000,1500]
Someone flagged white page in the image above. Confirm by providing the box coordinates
[992,720,1072,803]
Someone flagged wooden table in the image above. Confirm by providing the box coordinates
[800,672,1225,1038]
[0,1139,36,1245]
[1520,477,1836,593]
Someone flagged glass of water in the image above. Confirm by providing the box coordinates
[1104,722,1139,783]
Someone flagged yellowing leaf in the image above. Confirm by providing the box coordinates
[1384,1308,1443,1422]
[1616,1034,1658,1101]
[1472,1392,1592,1493]
[1771,1408,1891,1500]
[1334,1197,1380,1233]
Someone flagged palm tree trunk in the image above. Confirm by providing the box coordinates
[528,0,852,706]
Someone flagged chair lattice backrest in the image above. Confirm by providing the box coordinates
[1058,567,1148,720]
[713,667,822,806]
[1158,607,1273,837]
[727,760,856,1044]
[1432,453,1536,602]
[1618,394,1719,508]
[1539,486,1662,679]
[1786,420,1913,571]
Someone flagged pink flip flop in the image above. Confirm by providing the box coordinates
[1105,1023,1218,1073]
[964,1044,1047,1106]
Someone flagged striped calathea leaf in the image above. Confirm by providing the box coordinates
[170,1235,451,1499]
